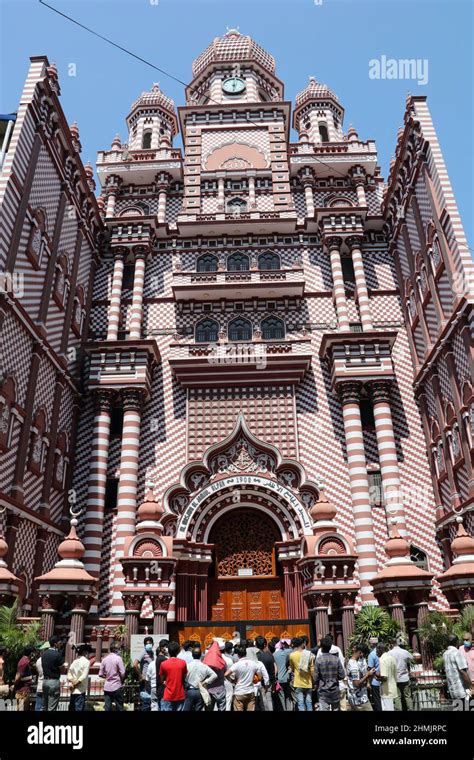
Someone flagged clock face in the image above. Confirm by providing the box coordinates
[222,76,246,95]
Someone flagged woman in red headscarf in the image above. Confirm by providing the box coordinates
[203,641,227,712]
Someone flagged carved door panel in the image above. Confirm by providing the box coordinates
[209,579,285,620]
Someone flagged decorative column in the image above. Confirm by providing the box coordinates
[83,390,115,577]
[248,172,256,209]
[217,174,225,211]
[156,173,171,224]
[150,594,172,635]
[386,590,407,630]
[123,594,144,646]
[105,176,122,218]
[107,248,126,341]
[338,381,378,603]
[346,235,373,330]
[350,167,367,207]
[128,247,147,340]
[310,593,330,642]
[111,389,146,613]
[340,593,357,652]
[369,381,408,536]
[66,595,92,663]
[326,237,350,331]
[302,176,315,219]
[38,596,59,641]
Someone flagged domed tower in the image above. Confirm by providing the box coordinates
[187,28,283,105]
[293,76,344,144]
[126,83,178,151]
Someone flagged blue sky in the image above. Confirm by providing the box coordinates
[1,0,473,246]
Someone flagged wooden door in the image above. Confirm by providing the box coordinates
[209,578,285,620]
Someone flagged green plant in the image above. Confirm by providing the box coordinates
[415,611,454,663]
[0,600,42,683]
[349,604,401,653]
[453,607,474,641]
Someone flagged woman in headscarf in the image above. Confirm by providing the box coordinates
[203,640,227,712]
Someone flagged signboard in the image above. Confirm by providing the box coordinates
[238,568,253,576]
[130,634,169,663]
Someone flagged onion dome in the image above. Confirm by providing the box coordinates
[437,518,474,606]
[371,520,433,583]
[294,76,341,111]
[192,29,276,78]
[130,83,176,116]
[137,482,164,534]
[310,492,337,525]
[450,517,474,559]
[35,517,95,584]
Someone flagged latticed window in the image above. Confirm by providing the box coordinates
[261,316,285,340]
[227,252,250,271]
[368,471,383,506]
[227,197,247,216]
[197,254,218,272]
[410,545,428,570]
[228,317,252,341]
[196,318,219,343]
[209,510,280,577]
[258,252,280,270]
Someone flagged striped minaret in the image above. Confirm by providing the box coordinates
[326,236,350,331]
[347,235,373,330]
[369,381,408,537]
[338,381,378,603]
[107,248,125,340]
[128,248,147,339]
[111,389,145,613]
[83,390,115,578]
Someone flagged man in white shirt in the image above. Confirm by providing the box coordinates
[67,644,92,711]
[183,647,217,711]
[443,635,472,704]
[389,638,415,711]
[225,644,269,711]
[177,641,194,665]
[222,641,234,711]
[35,641,50,711]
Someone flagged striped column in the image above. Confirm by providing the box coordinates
[326,236,350,331]
[338,382,378,603]
[107,249,125,340]
[302,177,315,218]
[128,248,147,340]
[354,178,367,207]
[83,390,115,577]
[156,173,171,224]
[248,173,256,209]
[347,236,373,330]
[105,176,121,218]
[369,381,408,536]
[111,389,145,613]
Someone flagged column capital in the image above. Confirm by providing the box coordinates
[121,388,147,411]
[337,381,363,405]
[132,245,149,260]
[324,235,343,252]
[150,593,173,612]
[111,246,128,261]
[105,175,123,191]
[155,171,173,191]
[298,166,316,186]
[349,165,367,183]
[345,235,364,251]
[307,591,330,609]
[367,380,393,404]
[92,388,116,414]
[122,592,145,612]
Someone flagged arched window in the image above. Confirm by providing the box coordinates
[27,209,47,270]
[227,252,250,272]
[72,286,85,337]
[53,253,69,309]
[261,316,285,340]
[142,131,152,149]
[410,545,429,571]
[319,123,329,143]
[228,317,252,341]
[197,254,218,273]
[28,408,47,476]
[227,197,247,216]
[53,432,68,491]
[258,252,280,271]
[196,318,219,343]
[0,376,16,453]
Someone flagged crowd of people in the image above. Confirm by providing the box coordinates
[0,630,472,712]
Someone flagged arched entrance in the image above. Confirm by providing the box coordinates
[208,508,285,620]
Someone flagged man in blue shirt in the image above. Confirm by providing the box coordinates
[367,637,382,711]
[273,641,293,711]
